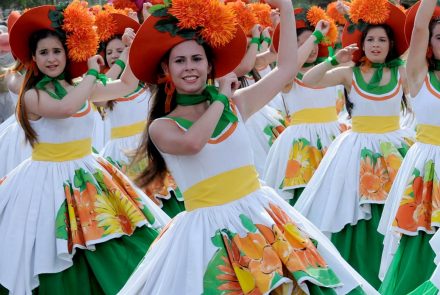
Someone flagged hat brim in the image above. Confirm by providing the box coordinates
[129,16,247,84]
[405,1,440,45]
[342,2,408,63]
[7,11,20,34]
[111,13,140,36]
[9,5,87,78]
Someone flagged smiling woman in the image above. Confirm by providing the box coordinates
[0,3,170,294]
[295,0,414,289]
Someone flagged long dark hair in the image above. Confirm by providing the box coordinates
[428,18,440,71]
[349,24,407,114]
[17,29,73,147]
[133,43,215,189]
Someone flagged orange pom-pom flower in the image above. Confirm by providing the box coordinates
[326,1,349,25]
[201,0,237,47]
[227,0,257,35]
[95,10,117,43]
[169,0,208,29]
[307,6,338,45]
[248,3,272,28]
[349,0,390,24]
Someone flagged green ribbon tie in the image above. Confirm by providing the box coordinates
[36,73,67,100]
[367,58,405,90]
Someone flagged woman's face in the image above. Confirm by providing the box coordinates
[106,38,125,66]
[430,22,440,59]
[165,40,211,95]
[33,35,66,77]
[363,27,390,63]
[298,30,318,64]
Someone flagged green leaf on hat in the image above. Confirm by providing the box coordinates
[347,23,356,34]
[177,28,197,40]
[150,5,167,16]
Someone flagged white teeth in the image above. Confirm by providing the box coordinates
[183,76,197,81]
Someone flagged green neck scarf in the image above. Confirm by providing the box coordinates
[174,85,238,137]
[367,58,405,90]
[36,73,67,100]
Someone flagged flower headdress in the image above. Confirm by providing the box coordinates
[326,1,350,26]
[294,6,338,46]
[50,0,99,63]
[248,2,272,28]
[342,0,408,62]
[148,0,238,48]
[226,0,257,35]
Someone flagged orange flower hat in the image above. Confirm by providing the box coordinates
[326,1,350,26]
[273,6,338,57]
[129,0,247,83]
[342,0,408,62]
[226,0,257,36]
[405,1,440,47]
[9,1,99,78]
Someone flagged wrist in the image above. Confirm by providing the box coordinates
[325,55,339,67]
[312,30,324,44]
[86,68,99,78]
[114,59,126,70]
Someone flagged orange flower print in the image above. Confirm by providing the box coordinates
[359,148,389,202]
[395,161,437,233]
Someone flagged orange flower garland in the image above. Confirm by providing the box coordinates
[62,0,99,62]
[248,2,272,28]
[226,0,257,35]
[307,6,338,45]
[349,0,390,25]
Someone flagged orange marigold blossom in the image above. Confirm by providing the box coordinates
[95,10,117,42]
[62,0,95,36]
[349,0,389,25]
[169,0,208,29]
[307,6,338,45]
[227,0,257,35]
[66,30,99,62]
[326,1,349,25]
[248,2,272,28]
[112,0,138,11]
[200,0,238,48]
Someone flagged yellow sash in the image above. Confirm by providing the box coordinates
[289,106,338,125]
[184,165,261,211]
[111,121,145,139]
[32,138,92,162]
[416,124,440,146]
[352,116,399,133]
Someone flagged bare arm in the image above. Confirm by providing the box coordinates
[150,74,238,155]
[234,25,261,77]
[255,50,277,70]
[6,71,24,94]
[232,0,297,121]
[105,47,128,80]
[298,21,330,68]
[302,44,358,90]
[407,0,435,97]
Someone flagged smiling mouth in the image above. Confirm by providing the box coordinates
[47,65,58,70]
[183,76,198,81]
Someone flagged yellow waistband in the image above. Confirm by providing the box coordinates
[289,106,338,125]
[184,165,261,211]
[352,116,399,133]
[111,120,145,139]
[32,138,92,162]
[416,124,440,146]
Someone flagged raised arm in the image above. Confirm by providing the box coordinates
[105,47,127,80]
[90,28,139,102]
[234,24,261,77]
[302,44,358,90]
[407,0,436,97]
[150,73,238,155]
[298,21,330,68]
[232,0,297,121]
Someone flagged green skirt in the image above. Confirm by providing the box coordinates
[331,204,384,290]
[288,187,305,206]
[1,226,158,295]
[408,280,439,295]
[379,232,436,295]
